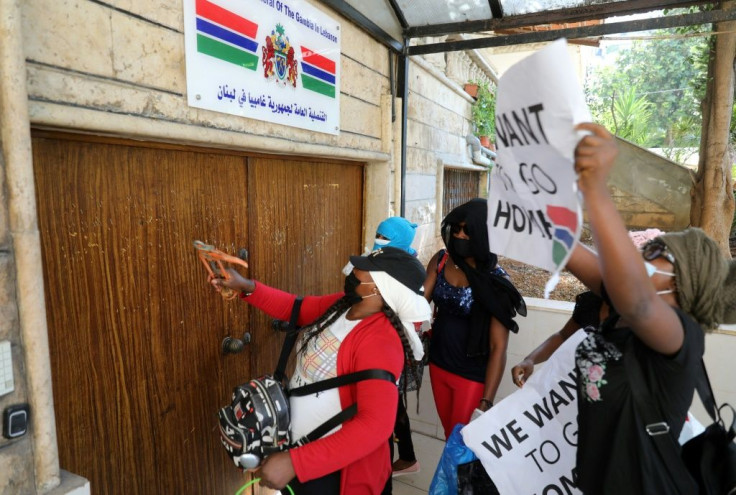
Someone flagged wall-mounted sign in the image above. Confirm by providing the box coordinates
[183,0,341,135]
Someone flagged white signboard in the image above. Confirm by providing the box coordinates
[183,0,340,134]
[462,329,587,495]
[487,39,591,296]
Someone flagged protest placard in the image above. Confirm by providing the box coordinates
[487,39,591,296]
[462,329,587,495]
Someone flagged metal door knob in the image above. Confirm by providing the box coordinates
[222,332,251,354]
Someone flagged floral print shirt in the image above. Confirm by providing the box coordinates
[573,308,704,494]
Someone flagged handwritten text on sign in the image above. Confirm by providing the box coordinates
[487,40,591,295]
[462,330,586,495]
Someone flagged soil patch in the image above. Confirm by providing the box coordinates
[502,233,736,303]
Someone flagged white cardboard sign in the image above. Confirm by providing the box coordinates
[462,329,587,495]
[487,39,591,296]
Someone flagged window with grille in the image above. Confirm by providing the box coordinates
[443,168,480,217]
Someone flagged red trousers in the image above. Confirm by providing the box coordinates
[429,364,484,439]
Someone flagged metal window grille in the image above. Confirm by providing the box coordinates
[443,168,480,217]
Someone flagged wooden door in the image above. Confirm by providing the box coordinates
[246,157,364,375]
[32,133,364,494]
[33,134,252,494]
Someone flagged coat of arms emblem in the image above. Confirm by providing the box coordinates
[262,24,298,87]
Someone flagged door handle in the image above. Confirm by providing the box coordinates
[222,332,251,354]
[237,248,248,262]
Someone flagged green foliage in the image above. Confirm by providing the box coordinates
[586,31,708,149]
[661,115,699,163]
[471,82,496,139]
[597,86,653,145]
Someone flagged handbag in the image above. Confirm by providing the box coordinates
[681,372,736,495]
[626,342,736,495]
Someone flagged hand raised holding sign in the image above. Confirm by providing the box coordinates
[573,122,619,196]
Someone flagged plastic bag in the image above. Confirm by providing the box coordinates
[428,424,477,495]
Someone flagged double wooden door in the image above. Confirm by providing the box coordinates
[32,132,363,494]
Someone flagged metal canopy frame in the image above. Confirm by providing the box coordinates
[410,7,736,54]
[312,0,735,216]
[316,0,731,54]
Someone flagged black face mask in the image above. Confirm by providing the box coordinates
[452,238,473,259]
[343,272,363,304]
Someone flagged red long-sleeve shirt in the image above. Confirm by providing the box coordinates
[241,282,403,494]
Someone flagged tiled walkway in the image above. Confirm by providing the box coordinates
[392,432,445,494]
[391,366,446,495]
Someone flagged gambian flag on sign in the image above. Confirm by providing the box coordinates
[300,47,337,98]
[196,0,259,71]
[546,205,578,266]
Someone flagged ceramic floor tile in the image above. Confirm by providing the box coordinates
[392,431,445,493]
[392,479,428,495]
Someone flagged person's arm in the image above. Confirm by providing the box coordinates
[211,268,341,324]
[478,317,509,411]
[574,123,683,355]
[423,252,440,303]
[565,243,603,296]
[511,316,579,387]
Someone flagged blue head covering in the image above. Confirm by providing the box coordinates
[373,217,418,255]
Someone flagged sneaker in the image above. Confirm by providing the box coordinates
[392,459,420,477]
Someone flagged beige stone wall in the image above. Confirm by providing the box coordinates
[405,55,490,265]
[607,138,692,231]
[22,0,390,155]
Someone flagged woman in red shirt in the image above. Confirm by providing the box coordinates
[212,247,431,495]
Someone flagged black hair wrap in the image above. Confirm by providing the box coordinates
[441,199,527,358]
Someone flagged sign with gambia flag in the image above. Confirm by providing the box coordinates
[487,39,591,296]
[183,0,340,134]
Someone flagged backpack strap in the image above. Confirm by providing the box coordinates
[437,249,449,274]
[290,369,396,446]
[292,405,358,447]
[624,339,698,494]
[289,368,395,396]
[273,296,303,383]
[693,359,719,423]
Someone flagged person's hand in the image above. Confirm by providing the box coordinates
[470,408,485,421]
[511,358,534,387]
[477,398,492,412]
[574,122,619,195]
[209,267,255,294]
[258,451,296,491]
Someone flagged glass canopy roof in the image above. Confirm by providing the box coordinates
[320,0,732,54]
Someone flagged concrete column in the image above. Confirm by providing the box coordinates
[0,0,61,491]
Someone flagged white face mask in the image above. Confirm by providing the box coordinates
[644,261,676,295]
[374,238,390,247]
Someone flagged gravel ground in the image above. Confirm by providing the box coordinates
[499,256,587,302]
[501,233,736,303]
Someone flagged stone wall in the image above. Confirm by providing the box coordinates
[404,53,495,264]
[0,0,40,491]
[608,138,693,231]
[0,141,36,494]
[22,0,391,155]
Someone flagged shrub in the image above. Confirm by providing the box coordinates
[471,82,496,140]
